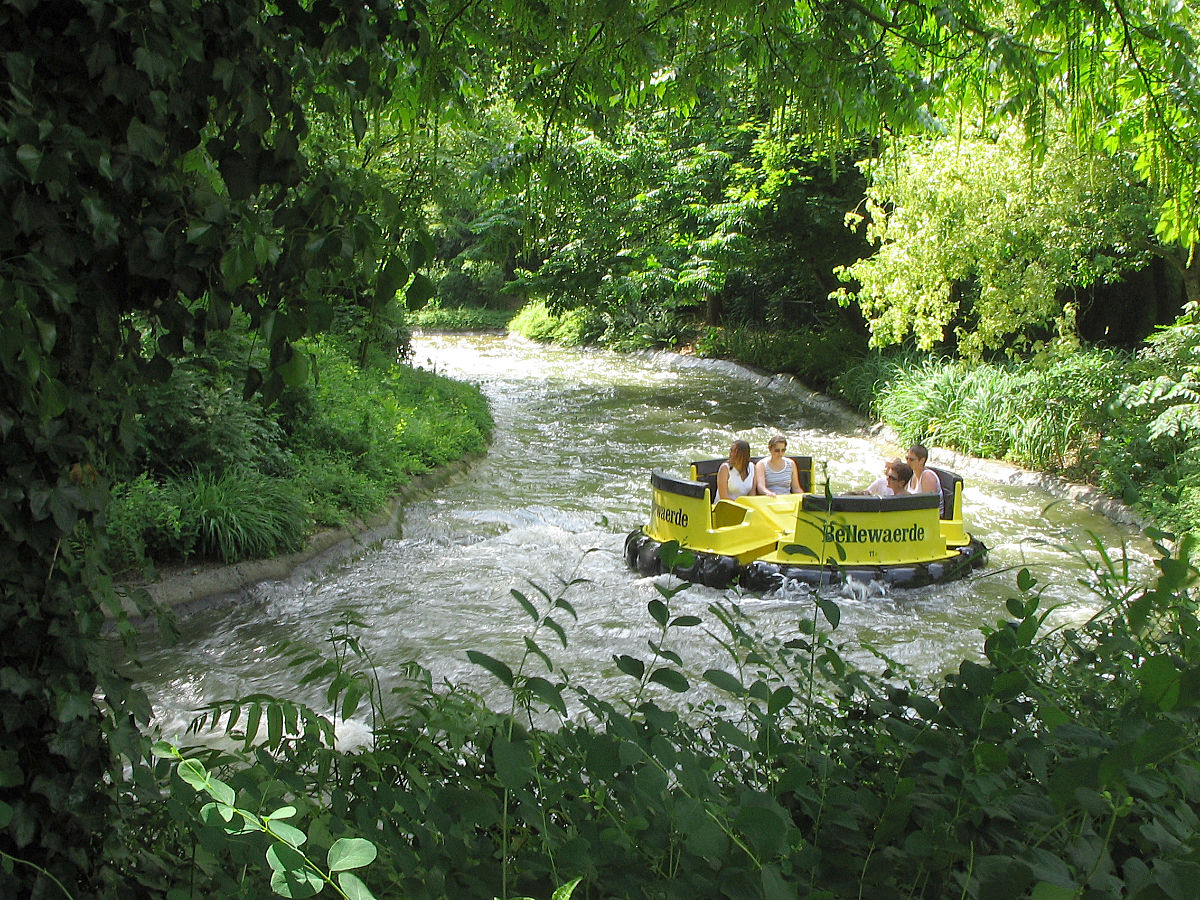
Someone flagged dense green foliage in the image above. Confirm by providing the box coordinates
[833,127,1164,356]
[833,307,1200,539]
[6,0,1200,895]
[119,539,1200,899]
[104,333,491,569]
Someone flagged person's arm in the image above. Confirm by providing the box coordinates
[755,460,774,496]
[716,463,732,500]
[922,469,945,514]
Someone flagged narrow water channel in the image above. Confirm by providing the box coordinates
[131,333,1154,739]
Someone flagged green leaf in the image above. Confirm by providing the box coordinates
[648,598,669,627]
[328,837,377,872]
[512,589,540,622]
[278,346,311,388]
[0,800,13,829]
[768,686,795,715]
[817,597,840,630]
[670,614,702,627]
[703,668,746,695]
[1031,881,1077,900]
[649,667,690,692]
[552,877,584,900]
[467,650,514,686]
[492,735,533,789]
[337,871,377,900]
[1139,654,1182,711]
[16,143,41,176]
[268,843,324,898]
[267,702,284,749]
[269,820,308,849]
[405,273,434,309]
[614,654,645,679]
[220,244,256,290]
[525,676,567,716]
[1017,568,1037,591]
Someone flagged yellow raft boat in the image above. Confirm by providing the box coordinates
[624,456,987,590]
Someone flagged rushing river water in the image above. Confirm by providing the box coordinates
[132,333,1155,740]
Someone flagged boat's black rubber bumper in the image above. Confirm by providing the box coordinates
[624,529,988,591]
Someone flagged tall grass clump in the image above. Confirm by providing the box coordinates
[135,536,1200,900]
[181,469,311,562]
[868,348,1125,476]
[106,471,310,564]
[509,300,600,346]
[104,332,492,569]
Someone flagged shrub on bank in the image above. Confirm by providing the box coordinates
[408,304,516,331]
[508,299,600,346]
[105,336,492,568]
[693,321,869,391]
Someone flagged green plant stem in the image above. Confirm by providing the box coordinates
[0,850,77,900]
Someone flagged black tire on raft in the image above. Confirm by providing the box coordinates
[884,566,928,588]
[672,553,704,584]
[624,530,645,570]
[636,540,662,577]
[699,554,739,588]
[742,561,781,592]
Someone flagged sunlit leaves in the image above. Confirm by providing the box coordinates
[837,125,1158,356]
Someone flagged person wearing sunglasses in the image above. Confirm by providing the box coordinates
[862,459,913,496]
[905,444,944,515]
[755,434,803,496]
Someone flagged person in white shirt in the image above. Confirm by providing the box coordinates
[716,439,757,501]
[905,444,944,515]
[865,459,912,496]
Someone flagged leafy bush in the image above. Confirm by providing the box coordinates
[130,330,288,480]
[508,300,600,346]
[408,305,515,331]
[105,337,491,568]
[693,322,868,390]
[435,259,509,308]
[106,473,191,568]
[129,537,1200,900]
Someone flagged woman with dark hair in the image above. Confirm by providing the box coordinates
[864,459,912,496]
[716,439,756,501]
[906,444,944,515]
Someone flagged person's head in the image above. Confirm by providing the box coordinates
[767,434,788,455]
[905,444,929,472]
[888,461,914,492]
[728,439,751,475]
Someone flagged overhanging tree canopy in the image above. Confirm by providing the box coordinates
[4,0,1199,893]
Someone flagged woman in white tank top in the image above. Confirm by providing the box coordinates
[756,434,802,496]
[717,439,756,500]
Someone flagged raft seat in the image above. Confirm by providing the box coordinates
[801,493,940,514]
[926,466,963,521]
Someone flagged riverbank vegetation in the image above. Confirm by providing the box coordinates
[103,327,492,571]
[138,539,1200,900]
[7,0,1200,897]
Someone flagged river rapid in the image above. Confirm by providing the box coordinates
[131,333,1154,740]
